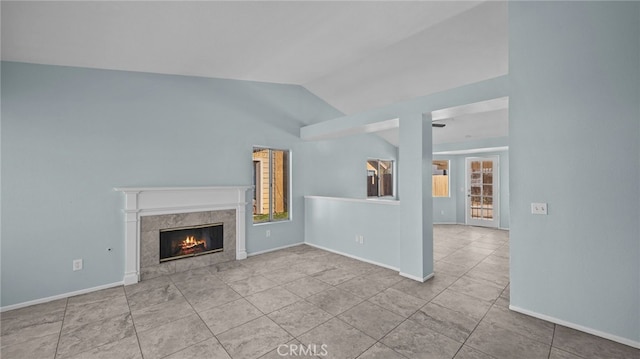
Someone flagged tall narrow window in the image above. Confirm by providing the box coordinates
[367,159,394,197]
[432,160,450,197]
[252,147,289,223]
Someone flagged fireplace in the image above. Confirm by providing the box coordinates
[160,223,223,262]
[115,186,249,284]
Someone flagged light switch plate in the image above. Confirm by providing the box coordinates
[73,259,83,271]
[531,203,548,215]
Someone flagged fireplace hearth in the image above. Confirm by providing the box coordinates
[160,223,223,262]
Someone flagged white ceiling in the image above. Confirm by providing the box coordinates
[1,0,509,143]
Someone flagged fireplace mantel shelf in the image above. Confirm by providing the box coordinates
[115,185,250,285]
[115,185,252,193]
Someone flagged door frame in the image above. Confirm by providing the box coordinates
[465,156,500,228]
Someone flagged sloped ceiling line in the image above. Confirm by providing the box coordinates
[1,1,507,115]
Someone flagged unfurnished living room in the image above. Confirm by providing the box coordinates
[1,1,638,359]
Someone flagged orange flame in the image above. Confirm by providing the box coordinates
[179,236,206,251]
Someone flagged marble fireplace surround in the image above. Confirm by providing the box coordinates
[115,186,250,285]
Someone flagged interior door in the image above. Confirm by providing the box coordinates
[466,157,499,228]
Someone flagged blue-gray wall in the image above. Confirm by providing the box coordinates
[305,197,400,269]
[509,1,639,344]
[0,62,395,307]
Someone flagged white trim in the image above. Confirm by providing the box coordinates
[431,97,509,121]
[136,204,244,217]
[1,281,123,312]
[252,219,293,227]
[434,222,510,232]
[304,195,400,206]
[509,305,640,349]
[304,242,399,272]
[399,271,435,283]
[115,186,250,285]
[252,158,265,217]
[248,242,304,257]
[301,117,399,141]
[113,186,248,192]
[433,146,508,155]
[251,147,293,224]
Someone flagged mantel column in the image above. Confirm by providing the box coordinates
[121,191,141,285]
[235,188,248,260]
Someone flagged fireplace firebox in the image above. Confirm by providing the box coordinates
[159,223,223,262]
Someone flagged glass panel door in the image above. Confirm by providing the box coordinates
[466,157,499,227]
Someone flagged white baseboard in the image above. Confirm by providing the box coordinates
[304,242,399,272]
[123,273,139,286]
[1,281,124,313]
[248,242,305,257]
[509,305,640,349]
[433,222,510,231]
[399,271,435,283]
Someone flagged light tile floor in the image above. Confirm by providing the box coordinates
[2,225,638,359]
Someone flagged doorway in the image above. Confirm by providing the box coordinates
[466,156,499,228]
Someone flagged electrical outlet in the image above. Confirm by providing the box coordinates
[73,259,83,271]
[359,235,364,245]
[266,230,271,237]
[531,203,548,215]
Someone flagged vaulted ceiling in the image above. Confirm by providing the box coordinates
[1,1,509,142]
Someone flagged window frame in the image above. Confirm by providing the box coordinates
[366,158,396,199]
[252,146,291,225]
[432,159,450,198]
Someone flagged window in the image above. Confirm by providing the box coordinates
[432,160,449,197]
[367,159,394,197]
[252,147,289,223]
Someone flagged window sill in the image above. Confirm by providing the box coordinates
[252,219,292,226]
[367,196,397,201]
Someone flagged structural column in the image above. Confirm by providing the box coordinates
[398,112,433,281]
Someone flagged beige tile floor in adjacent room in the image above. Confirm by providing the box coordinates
[2,225,638,359]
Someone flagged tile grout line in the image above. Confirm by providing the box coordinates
[548,324,557,359]
[52,298,69,359]
[271,257,408,359]
[213,255,338,357]
[122,285,146,359]
[432,231,508,358]
[164,270,236,359]
[322,274,408,359]
[443,230,558,358]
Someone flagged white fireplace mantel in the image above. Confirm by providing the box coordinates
[115,186,250,285]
